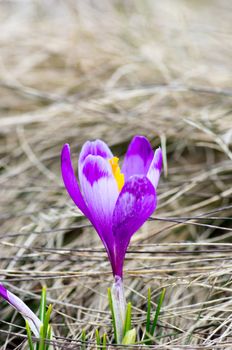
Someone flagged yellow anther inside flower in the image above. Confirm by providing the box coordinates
[109,157,125,191]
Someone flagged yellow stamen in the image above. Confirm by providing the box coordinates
[109,157,125,191]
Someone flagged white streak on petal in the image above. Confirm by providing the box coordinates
[80,155,119,243]
[147,147,162,189]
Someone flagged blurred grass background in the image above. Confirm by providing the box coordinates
[0,0,232,348]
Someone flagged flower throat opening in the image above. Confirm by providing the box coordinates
[109,157,124,191]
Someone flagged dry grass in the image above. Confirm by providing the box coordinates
[0,0,232,349]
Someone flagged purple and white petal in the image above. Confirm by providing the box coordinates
[0,284,8,300]
[0,284,42,337]
[61,144,91,218]
[122,136,154,181]
[112,175,156,277]
[80,154,119,259]
[147,147,163,189]
[78,139,113,171]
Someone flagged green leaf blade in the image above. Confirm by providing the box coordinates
[122,328,136,345]
[108,287,117,343]
[81,329,86,350]
[150,288,166,337]
[39,287,47,324]
[95,329,101,347]
[26,320,34,350]
[146,287,151,335]
[123,302,132,337]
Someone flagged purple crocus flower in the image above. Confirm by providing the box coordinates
[0,283,42,337]
[61,135,162,342]
[61,135,162,279]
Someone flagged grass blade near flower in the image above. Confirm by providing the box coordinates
[145,288,166,345]
[36,311,53,350]
[108,287,117,343]
[39,287,47,324]
[45,325,52,350]
[150,288,166,337]
[102,333,107,350]
[121,302,136,345]
[26,320,34,350]
[122,328,136,345]
[96,329,107,349]
[36,288,53,350]
[95,329,101,347]
[38,325,45,350]
[123,302,132,337]
[43,304,52,338]
[38,304,53,350]
[145,287,152,338]
[81,329,86,350]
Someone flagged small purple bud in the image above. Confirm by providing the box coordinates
[0,283,42,337]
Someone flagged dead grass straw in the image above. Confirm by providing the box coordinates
[0,1,232,349]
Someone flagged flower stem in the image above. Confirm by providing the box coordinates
[111,276,126,343]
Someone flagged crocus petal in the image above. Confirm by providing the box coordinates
[122,136,154,181]
[80,155,119,258]
[0,284,7,300]
[0,284,42,337]
[61,144,91,218]
[78,139,113,170]
[147,147,163,189]
[112,176,156,277]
